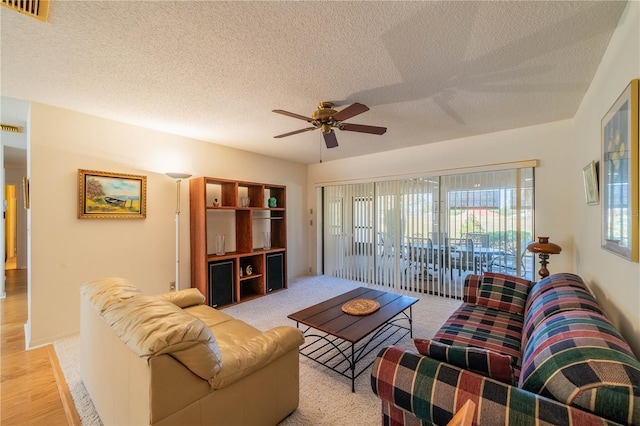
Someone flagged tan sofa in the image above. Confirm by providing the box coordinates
[80,277,304,426]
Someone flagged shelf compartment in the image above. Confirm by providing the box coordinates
[239,276,265,300]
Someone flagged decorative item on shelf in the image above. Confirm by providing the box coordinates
[215,234,225,256]
[212,198,220,207]
[241,197,250,207]
[239,267,243,277]
[263,231,271,250]
[268,196,277,208]
[245,265,252,275]
[527,237,562,279]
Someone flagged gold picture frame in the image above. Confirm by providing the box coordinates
[601,79,639,262]
[78,169,147,219]
[582,161,599,205]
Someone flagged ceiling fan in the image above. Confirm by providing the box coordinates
[272,102,387,148]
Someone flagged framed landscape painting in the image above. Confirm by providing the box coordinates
[78,169,147,219]
[601,79,639,262]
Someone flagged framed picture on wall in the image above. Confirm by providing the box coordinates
[600,79,639,262]
[78,169,147,219]
[582,160,599,205]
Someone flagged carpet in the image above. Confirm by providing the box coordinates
[54,275,461,425]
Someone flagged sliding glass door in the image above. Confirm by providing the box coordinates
[322,167,535,299]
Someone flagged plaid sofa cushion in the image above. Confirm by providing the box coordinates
[521,285,604,350]
[524,272,592,316]
[372,346,618,426]
[414,338,515,385]
[477,273,532,315]
[463,274,482,304]
[433,303,524,378]
[520,310,640,425]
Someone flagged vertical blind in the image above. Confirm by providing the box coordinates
[322,167,535,299]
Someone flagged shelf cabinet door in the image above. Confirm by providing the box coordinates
[208,260,235,307]
[266,252,284,292]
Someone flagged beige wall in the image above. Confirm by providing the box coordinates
[573,1,640,355]
[28,104,307,346]
[307,0,640,356]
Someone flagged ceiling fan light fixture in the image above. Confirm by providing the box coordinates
[272,101,386,148]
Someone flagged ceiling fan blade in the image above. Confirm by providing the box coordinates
[339,123,387,135]
[331,103,369,122]
[274,127,317,138]
[272,109,313,122]
[323,130,339,148]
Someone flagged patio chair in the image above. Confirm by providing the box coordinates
[404,236,435,277]
[445,238,478,276]
[488,241,532,277]
[464,232,489,248]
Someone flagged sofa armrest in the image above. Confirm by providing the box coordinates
[210,326,304,389]
[371,346,618,426]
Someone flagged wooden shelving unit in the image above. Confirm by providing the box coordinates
[189,177,287,307]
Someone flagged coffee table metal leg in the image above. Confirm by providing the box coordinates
[293,305,417,392]
[409,305,413,338]
[351,344,355,392]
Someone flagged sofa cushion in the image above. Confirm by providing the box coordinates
[477,273,532,315]
[463,274,482,304]
[524,273,592,317]
[102,294,223,382]
[520,310,640,425]
[521,285,604,350]
[433,303,524,378]
[80,277,140,315]
[157,288,205,308]
[372,346,627,426]
[414,338,515,385]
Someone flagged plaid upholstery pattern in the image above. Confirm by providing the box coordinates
[463,274,482,304]
[524,272,592,316]
[433,303,524,375]
[414,338,515,385]
[373,273,639,425]
[521,285,604,349]
[371,346,618,426]
[520,310,640,425]
[477,273,532,315]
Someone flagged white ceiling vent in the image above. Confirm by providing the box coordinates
[1,124,23,133]
[1,0,49,22]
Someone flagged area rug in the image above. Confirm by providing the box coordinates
[54,275,461,425]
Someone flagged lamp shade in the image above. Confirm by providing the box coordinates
[527,237,562,255]
[165,172,192,180]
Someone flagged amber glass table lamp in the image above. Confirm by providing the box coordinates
[527,237,562,279]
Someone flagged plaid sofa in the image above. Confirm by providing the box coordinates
[371,273,640,425]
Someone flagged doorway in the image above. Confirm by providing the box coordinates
[5,184,18,270]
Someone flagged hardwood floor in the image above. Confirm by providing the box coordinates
[1,269,80,425]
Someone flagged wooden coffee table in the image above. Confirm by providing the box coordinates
[287,287,418,392]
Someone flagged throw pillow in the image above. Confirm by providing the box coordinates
[158,288,205,308]
[477,272,532,315]
[414,338,515,385]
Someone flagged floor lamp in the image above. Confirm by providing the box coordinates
[166,172,192,291]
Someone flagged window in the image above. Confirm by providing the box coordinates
[322,166,535,298]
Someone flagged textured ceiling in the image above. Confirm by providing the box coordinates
[0,1,627,164]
